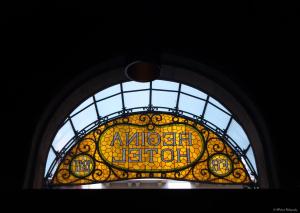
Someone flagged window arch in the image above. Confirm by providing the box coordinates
[45,79,258,188]
[26,55,272,188]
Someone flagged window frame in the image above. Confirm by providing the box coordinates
[25,55,275,188]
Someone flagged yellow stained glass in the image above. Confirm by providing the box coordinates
[70,154,94,177]
[51,113,253,186]
[208,154,232,177]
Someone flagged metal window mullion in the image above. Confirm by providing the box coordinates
[180,91,206,101]
[152,88,178,92]
[123,88,150,93]
[243,144,251,154]
[175,83,182,112]
[201,95,209,119]
[68,116,78,137]
[149,81,152,107]
[93,95,100,120]
[224,116,233,135]
[70,102,95,118]
[120,83,126,113]
[96,92,121,102]
[51,145,58,157]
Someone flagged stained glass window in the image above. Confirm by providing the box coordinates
[44,80,258,188]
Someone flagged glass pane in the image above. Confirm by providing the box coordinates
[181,84,207,99]
[246,147,257,173]
[124,91,149,109]
[204,103,231,130]
[152,80,179,91]
[52,120,75,151]
[71,105,97,131]
[152,91,177,109]
[179,94,205,116]
[97,94,122,117]
[227,119,250,149]
[122,81,150,91]
[45,148,56,176]
[209,97,230,114]
[95,84,120,100]
[70,97,93,116]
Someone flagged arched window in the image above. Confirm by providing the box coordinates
[27,56,272,189]
[44,79,259,188]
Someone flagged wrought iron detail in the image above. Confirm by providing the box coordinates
[47,112,257,187]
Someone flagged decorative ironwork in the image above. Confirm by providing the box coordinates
[49,112,255,187]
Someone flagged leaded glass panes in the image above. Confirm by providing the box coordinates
[51,113,254,186]
[45,80,258,188]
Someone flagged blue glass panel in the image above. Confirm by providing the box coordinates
[209,97,230,114]
[246,147,257,173]
[152,91,177,109]
[70,97,93,116]
[204,103,231,130]
[152,80,179,91]
[45,148,56,176]
[52,120,75,151]
[227,119,250,149]
[179,94,205,117]
[181,84,207,99]
[71,105,97,131]
[122,81,150,91]
[124,91,149,109]
[97,94,122,117]
[95,84,120,100]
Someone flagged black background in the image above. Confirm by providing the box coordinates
[1,0,299,210]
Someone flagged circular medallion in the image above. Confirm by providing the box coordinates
[70,154,94,178]
[208,153,233,177]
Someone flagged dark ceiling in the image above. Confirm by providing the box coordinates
[1,0,299,208]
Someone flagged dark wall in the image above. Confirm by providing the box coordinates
[1,0,299,208]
